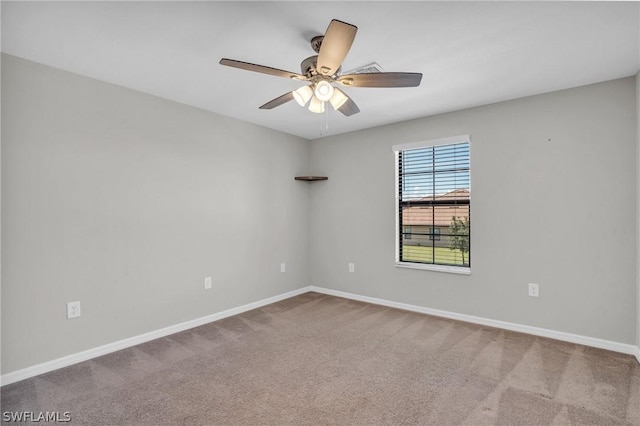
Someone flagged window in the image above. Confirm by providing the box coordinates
[393,135,470,273]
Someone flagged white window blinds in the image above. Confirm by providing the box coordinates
[395,138,470,267]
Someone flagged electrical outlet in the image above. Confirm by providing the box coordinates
[67,301,81,319]
[348,262,355,273]
[204,276,212,290]
[528,283,539,297]
[280,263,286,273]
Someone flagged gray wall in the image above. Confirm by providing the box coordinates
[309,77,637,345]
[1,54,310,374]
[637,71,640,349]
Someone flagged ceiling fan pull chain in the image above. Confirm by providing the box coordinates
[320,108,329,136]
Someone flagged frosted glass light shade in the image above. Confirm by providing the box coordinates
[308,96,325,113]
[329,89,349,110]
[314,81,334,102]
[293,85,313,106]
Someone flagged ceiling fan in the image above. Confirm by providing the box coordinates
[219,19,422,116]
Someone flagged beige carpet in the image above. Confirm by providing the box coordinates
[2,292,639,425]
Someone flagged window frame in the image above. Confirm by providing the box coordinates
[393,135,471,275]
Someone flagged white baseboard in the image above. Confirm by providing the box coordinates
[3,284,638,386]
[0,287,310,386]
[308,286,640,361]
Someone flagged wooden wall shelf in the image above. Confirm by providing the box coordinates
[295,176,328,182]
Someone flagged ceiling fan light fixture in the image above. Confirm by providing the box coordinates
[293,85,313,106]
[308,96,325,113]
[314,80,335,102]
[329,89,348,110]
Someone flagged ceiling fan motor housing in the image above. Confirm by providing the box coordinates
[300,56,318,77]
[300,55,341,79]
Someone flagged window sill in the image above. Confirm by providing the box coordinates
[395,262,471,275]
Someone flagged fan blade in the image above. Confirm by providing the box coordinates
[337,72,422,88]
[316,20,357,76]
[259,92,295,110]
[220,59,306,80]
[338,97,360,116]
[333,88,360,116]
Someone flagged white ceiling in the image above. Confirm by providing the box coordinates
[2,1,639,140]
